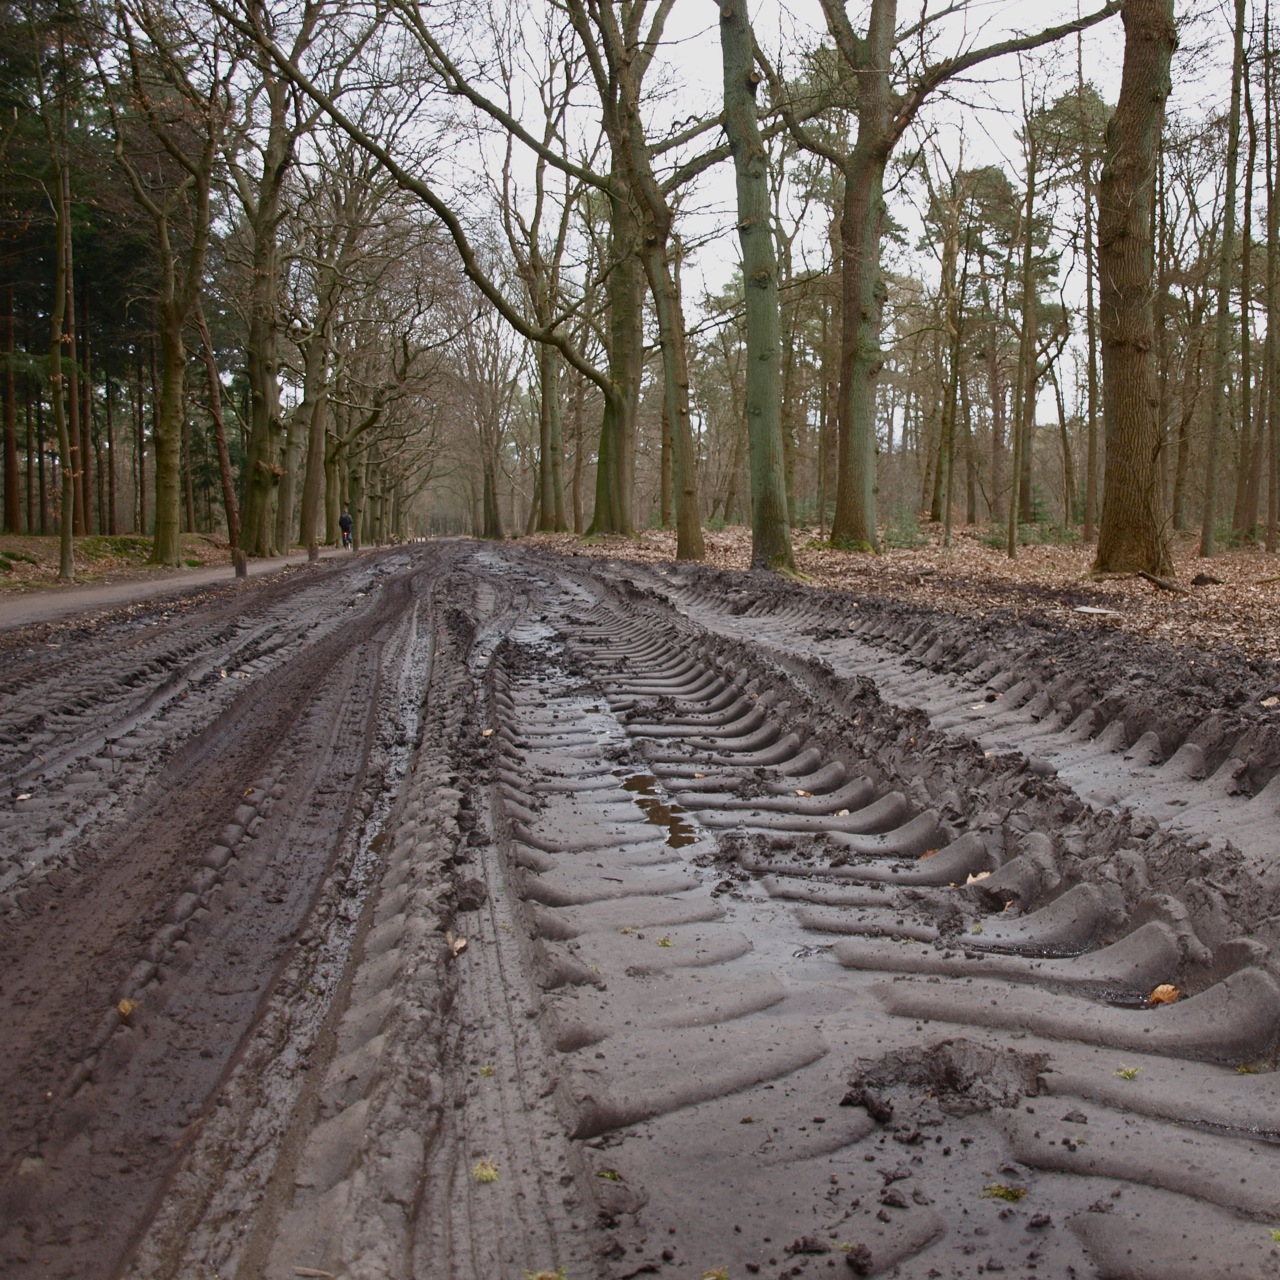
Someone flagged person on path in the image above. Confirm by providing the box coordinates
[339,509,354,549]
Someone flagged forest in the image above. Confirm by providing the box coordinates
[0,0,1273,581]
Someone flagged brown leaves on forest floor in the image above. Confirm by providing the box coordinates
[0,533,232,591]
[532,524,1280,662]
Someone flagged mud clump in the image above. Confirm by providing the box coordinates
[849,1038,1049,1118]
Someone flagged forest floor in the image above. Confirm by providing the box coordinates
[535,523,1280,659]
[1,536,1279,1280]
[0,532,236,588]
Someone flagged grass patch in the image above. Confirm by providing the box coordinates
[81,535,152,560]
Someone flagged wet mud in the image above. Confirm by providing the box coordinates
[1,541,1278,1279]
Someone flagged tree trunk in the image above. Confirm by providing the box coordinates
[1094,0,1175,576]
[1266,0,1280,553]
[1009,133,1039,554]
[80,272,93,533]
[536,343,568,531]
[570,373,585,533]
[51,161,75,581]
[1200,0,1247,556]
[588,181,641,536]
[65,225,83,537]
[1080,33,1101,543]
[641,238,704,560]
[105,375,117,534]
[151,309,187,566]
[193,298,241,545]
[719,0,795,570]
[1052,367,1076,522]
[2,284,17,533]
[1235,65,1259,537]
[298,331,330,553]
[831,94,891,549]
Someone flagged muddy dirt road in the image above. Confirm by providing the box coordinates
[2,542,1279,1280]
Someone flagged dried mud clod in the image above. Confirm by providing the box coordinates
[849,1039,1050,1120]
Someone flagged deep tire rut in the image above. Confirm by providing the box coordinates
[2,543,1278,1280]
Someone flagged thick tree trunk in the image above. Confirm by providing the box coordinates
[830,0,894,551]
[589,185,641,536]
[1094,0,1175,576]
[719,0,795,571]
[832,134,889,549]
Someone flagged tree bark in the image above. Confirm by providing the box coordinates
[1200,0,1247,556]
[51,159,75,581]
[2,284,17,533]
[193,297,241,545]
[1094,0,1176,576]
[589,178,641,536]
[719,0,795,571]
[829,0,893,551]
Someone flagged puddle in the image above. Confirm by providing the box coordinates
[616,772,699,847]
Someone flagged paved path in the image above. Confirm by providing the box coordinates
[0,549,354,633]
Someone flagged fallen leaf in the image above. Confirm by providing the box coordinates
[701,1269,730,1280]
[965,870,992,884]
[473,1159,499,1183]
[292,1269,336,1278]
[596,1168,623,1181]
[1115,1065,1140,1080]
[981,1182,1027,1202]
[836,808,850,816]
[796,789,812,797]
[481,728,494,737]
[694,772,705,779]
[1148,983,1181,1005]
[117,998,136,1020]
[657,936,673,947]
[16,792,31,801]
[918,847,940,860]
[477,1065,495,1077]
[1262,696,1279,708]
[445,931,467,957]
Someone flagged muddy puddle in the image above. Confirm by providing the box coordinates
[615,770,699,846]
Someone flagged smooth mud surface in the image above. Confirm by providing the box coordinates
[1,542,1279,1279]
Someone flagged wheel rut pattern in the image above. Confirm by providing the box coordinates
[1,543,1278,1280]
